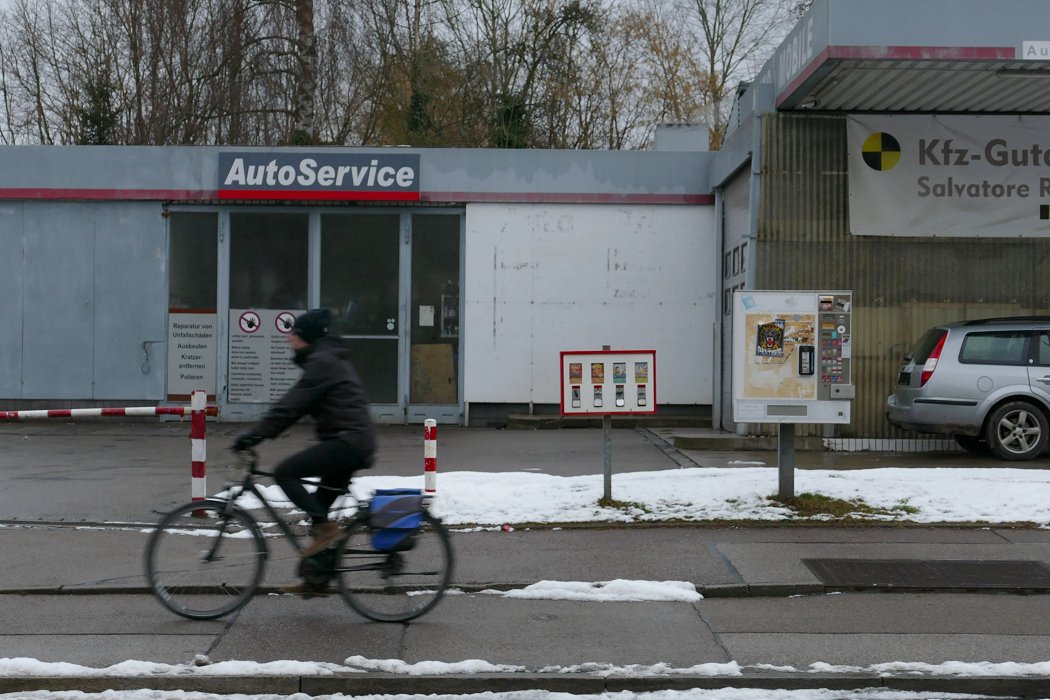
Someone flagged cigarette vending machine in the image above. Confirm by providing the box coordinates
[732,290,854,425]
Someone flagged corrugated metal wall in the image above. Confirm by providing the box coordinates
[757,113,1050,439]
[720,169,752,432]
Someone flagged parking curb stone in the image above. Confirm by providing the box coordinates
[0,676,301,695]
[2,673,1049,696]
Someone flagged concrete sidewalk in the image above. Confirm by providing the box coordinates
[4,524,1050,696]
[3,421,1050,696]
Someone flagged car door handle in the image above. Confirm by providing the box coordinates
[1038,375,1050,384]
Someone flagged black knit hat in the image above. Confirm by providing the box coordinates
[291,308,331,343]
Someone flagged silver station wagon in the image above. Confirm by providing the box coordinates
[886,317,1050,460]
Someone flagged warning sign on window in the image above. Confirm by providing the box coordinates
[229,309,305,403]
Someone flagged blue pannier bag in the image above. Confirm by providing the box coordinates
[369,488,424,551]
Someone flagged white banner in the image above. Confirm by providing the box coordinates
[847,115,1050,237]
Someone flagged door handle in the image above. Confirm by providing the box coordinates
[1037,376,1050,384]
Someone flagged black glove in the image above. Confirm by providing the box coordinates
[233,433,263,452]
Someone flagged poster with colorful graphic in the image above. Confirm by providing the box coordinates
[634,362,649,383]
[591,363,605,383]
[756,319,785,357]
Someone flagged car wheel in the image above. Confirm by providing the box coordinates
[984,401,1049,460]
[953,434,988,454]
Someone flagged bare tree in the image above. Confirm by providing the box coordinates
[313,0,373,143]
[0,0,800,149]
[587,5,661,149]
[683,0,794,148]
[290,0,318,143]
[442,0,604,147]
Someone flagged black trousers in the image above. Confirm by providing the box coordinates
[273,439,373,525]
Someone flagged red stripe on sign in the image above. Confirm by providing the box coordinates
[46,410,72,418]
[424,458,437,472]
[829,45,1015,61]
[0,188,213,201]
[192,461,206,479]
[100,408,128,416]
[421,192,713,205]
[218,189,421,202]
[424,424,437,441]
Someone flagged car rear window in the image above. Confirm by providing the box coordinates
[959,331,1030,365]
[909,328,948,364]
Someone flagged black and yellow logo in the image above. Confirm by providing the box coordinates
[861,132,901,171]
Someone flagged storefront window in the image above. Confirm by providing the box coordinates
[320,214,400,336]
[167,212,218,398]
[169,213,217,310]
[229,212,308,309]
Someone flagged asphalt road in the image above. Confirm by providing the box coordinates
[2,420,1050,697]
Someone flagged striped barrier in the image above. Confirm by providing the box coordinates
[0,390,219,503]
[424,419,437,494]
[189,391,208,506]
[0,405,217,419]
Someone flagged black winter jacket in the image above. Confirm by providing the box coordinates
[248,336,376,453]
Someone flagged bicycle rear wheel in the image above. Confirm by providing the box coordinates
[335,512,453,622]
[144,500,266,620]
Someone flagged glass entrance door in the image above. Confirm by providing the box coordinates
[407,214,461,423]
[320,213,403,421]
[225,212,309,417]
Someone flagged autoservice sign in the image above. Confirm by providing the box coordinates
[847,115,1050,237]
[218,152,420,201]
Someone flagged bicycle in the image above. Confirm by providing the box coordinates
[144,448,453,623]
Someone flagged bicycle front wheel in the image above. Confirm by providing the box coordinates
[144,500,266,620]
[335,512,453,622]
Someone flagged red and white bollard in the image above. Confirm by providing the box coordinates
[424,419,437,494]
[189,390,207,506]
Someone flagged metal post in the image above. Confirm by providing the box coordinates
[602,343,612,501]
[603,414,612,501]
[778,423,795,499]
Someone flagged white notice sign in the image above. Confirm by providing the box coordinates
[228,309,305,403]
[167,311,217,398]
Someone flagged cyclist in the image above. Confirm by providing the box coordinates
[233,308,376,595]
